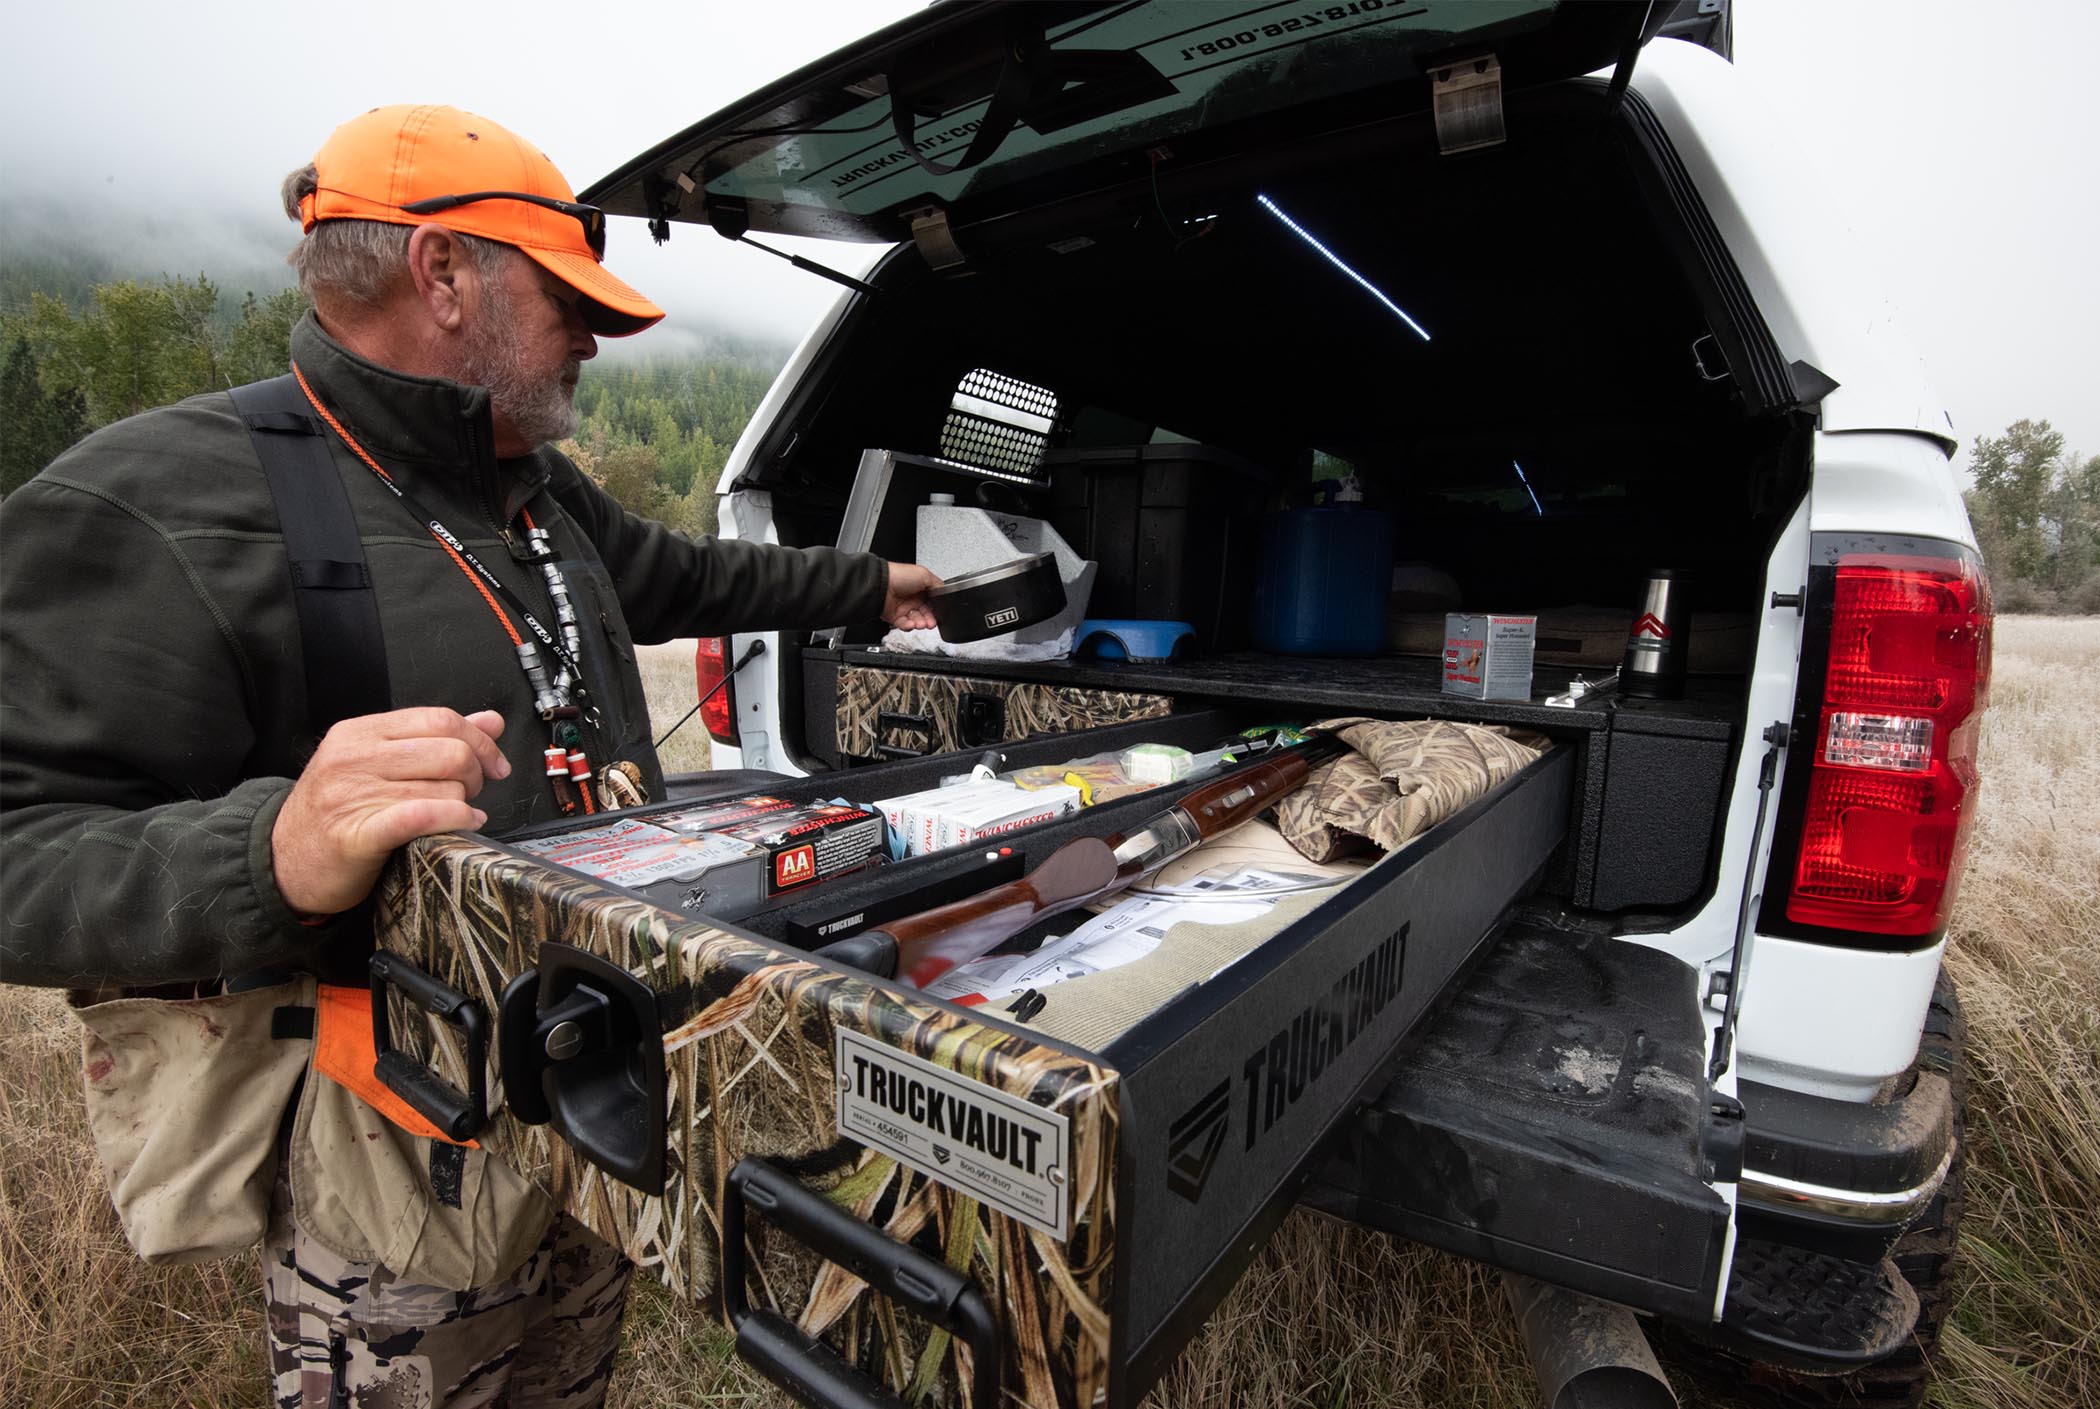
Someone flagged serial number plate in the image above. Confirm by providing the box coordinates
[836,1028,1070,1240]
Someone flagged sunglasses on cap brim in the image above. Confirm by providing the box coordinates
[401,191,607,260]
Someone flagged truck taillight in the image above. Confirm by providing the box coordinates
[1784,552,1992,936]
[694,636,739,745]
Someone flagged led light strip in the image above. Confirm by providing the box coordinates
[1512,460,1544,516]
[1257,194,1431,342]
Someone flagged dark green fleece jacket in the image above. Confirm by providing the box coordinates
[0,313,888,988]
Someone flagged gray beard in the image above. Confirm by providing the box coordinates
[458,274,580,449]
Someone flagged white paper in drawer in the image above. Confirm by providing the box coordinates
[924,869,1329,1007]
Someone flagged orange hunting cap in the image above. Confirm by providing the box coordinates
[301,104,663,337]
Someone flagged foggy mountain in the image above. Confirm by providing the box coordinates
[0,194,807,365]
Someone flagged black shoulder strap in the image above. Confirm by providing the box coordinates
[229,375,392,740]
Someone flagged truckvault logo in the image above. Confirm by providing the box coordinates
[835,1029,1071,1238]
[1165,1079,1231,1203]
[1631,612,1672,639]
[843,1050,1044,1176]
[1240,924,1408,1152]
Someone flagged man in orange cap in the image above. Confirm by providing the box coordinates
[0,105,940,1406]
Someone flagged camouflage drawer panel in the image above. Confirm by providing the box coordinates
[375,835,1120,1409]
[838,664,1172,760]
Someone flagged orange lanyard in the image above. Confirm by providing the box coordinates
[292,363,600,814]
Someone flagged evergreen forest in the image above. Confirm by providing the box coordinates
[1,267,786,541]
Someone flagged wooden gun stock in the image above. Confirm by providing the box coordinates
[819,734,1346,989]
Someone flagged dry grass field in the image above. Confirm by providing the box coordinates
[637,640,715,778]
[2,621,2092,1408]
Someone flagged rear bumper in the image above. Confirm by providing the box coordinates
[1737,1071,1955,1259]
[1307,916,1956,1323]
[1742,1145,1952,1223]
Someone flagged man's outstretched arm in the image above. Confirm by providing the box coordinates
[547,460,942,640]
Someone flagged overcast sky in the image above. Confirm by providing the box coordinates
[4,1,2093,467]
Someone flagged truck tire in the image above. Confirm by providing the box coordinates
[1661,973,1966,1408]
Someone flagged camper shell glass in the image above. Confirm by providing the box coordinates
[583,0,1657,243]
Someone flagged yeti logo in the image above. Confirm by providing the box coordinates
[985,606,1022,629]
[1165,1078,1231,1203]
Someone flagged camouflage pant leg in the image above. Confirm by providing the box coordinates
[504,1213,634,1407]
[262,1177,633,1408]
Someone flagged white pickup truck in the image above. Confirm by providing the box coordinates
[557,3,1986,1403]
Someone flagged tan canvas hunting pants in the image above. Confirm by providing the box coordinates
[261,1174,632,1408]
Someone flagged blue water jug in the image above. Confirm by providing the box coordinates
[1251,476,1394,656]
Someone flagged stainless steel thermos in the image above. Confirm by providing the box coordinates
[1622,569,1688,699]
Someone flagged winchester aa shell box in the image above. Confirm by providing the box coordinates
[374,712,1571,1409]
[508,795,884,921]
[655,794,885,897]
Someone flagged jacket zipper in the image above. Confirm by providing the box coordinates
[466,417,516,553]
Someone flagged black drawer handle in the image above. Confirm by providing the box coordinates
[876,710,935,738]
[368,953,487,1141]
[737,1310,905,1409]
[874,710,936,761]
[723,1155,999,1409]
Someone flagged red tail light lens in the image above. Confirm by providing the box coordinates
[693,636,739,745]
[1785,553,1991,935]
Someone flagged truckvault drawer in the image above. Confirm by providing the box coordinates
[372,731,1572,1407]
